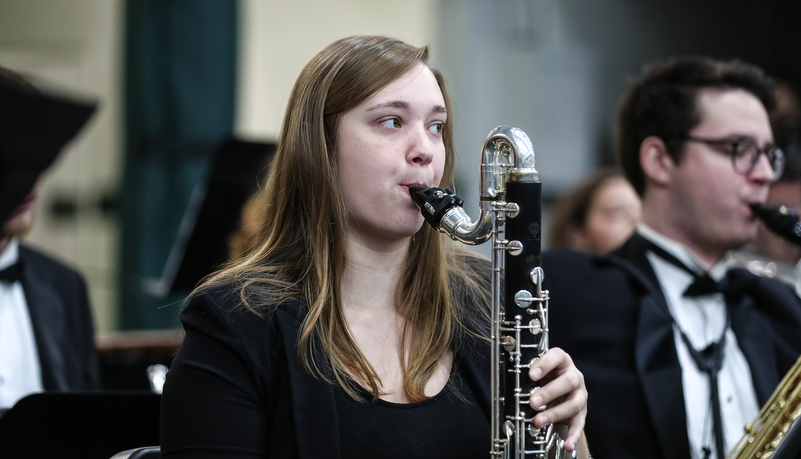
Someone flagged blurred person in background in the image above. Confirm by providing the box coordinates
[548,169,641,254]
[0,66,100,412]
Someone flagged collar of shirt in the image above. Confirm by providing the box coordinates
[0,238,20,271]
[637,223,728,281]
[0,236,42,409]
[637,224,728,345]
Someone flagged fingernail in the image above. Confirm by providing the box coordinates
[531,367,543,380]
[535,414,549,426]
[532,395,544,407]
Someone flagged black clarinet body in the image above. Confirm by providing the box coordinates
[410,126,570,459]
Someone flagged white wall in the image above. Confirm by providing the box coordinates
[236,0,438,141]
[433,0,601,255]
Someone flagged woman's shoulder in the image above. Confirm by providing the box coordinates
[179,282,308,378]
[186,283,252,316]
[184,281,305,334]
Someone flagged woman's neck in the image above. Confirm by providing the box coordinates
[338,232,453,403]
[341,233,410,314]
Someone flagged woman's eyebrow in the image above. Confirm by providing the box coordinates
[366,100,447,115]
[367,100,410,111]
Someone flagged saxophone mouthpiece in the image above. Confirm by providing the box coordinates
[749,203,801,246]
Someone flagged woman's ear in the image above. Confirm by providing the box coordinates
[639,136,675,187]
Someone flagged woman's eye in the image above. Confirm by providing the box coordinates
[379,118,401,129]
[429,122,443,134]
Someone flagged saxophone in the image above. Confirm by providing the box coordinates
[410,126,573,459]
[725,204,801,459]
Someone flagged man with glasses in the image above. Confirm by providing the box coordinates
[542,57,801,459]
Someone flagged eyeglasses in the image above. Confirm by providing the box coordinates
[679,136,785,181]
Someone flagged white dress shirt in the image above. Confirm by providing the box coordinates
[638,224,759,459]
[0,238,43,409]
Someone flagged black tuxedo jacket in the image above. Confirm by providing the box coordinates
[18,244,100,391]
[542,235,801,459]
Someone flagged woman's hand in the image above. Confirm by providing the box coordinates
[528,347,588,455]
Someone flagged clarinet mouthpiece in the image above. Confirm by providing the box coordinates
[409,186,464,229]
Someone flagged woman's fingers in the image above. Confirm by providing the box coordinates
[528,346,570,382]
[528,347,588,436]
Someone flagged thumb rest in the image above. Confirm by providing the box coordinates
[411,125,574,459]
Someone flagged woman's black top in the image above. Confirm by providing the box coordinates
[335,360,490,459]
[161,256,494,458]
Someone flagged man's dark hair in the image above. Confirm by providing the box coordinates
[616,57,776,196]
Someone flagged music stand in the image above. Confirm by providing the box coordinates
[140,138,275,297]
[0,391,160,459]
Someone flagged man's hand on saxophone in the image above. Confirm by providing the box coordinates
[529,347,590,458]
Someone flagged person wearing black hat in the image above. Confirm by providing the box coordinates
[0,66,100,411]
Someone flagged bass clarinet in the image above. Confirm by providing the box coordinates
[410,125,574,459]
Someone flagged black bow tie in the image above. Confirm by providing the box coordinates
[0,262,21,284]
[684,274,725,298]
[680,265,755,302]
[637,234,754,301]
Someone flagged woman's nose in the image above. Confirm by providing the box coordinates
[407,124,434,165]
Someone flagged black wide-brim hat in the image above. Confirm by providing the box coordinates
[0,85,97,225]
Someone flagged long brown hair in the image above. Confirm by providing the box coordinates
[198,36,488,402]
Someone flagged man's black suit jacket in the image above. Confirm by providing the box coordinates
[18,244,100,391]
[542,235,801,459]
